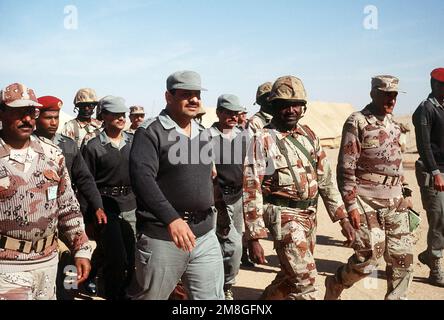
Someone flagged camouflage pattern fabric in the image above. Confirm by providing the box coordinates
[243,122,347,299]
[0,264,57,300]
[337,104,404,213]
[248,111,273,132]
[336,195,414,300]
[260,206,318,300]
[61,118,102,148]
[0,135,92,271]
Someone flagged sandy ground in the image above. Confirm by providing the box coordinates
[233,149,444,300]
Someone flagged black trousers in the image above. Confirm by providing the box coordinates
[99,212,136,300]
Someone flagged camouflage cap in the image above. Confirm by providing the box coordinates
[255,82,272,104]
[371,75,401,92]
[0,83,42,108]
[268,76,307,103]
[73,88,98,105]
[217,94,244,112]
[129,106,145,115]
[167,70,207,92]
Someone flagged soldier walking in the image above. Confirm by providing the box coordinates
[325,75,415,300]
[243,76,354,300]
[412,68,444,287]
[210,94,248,300]
[82,96,136,300]
[128,70,225,300]
[34,95,107,297]
[248,82,273,132]
[61,88,102,148]
[0,83,91,300]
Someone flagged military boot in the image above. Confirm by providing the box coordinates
[324,275,344,300]
[418,251,444,287]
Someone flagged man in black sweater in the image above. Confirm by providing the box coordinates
[82,95,136,300]
[128,70,224,300]
[210,94,248,300]
[413,68,444,287]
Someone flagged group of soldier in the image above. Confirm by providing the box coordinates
[0,67,443,300]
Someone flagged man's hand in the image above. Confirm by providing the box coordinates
[340,218,356,247]
[248,239,267,265]
[168,218,196,252]
[348,208,361,230]
[95,208,107,225]
[74,257,91,284]
[434,174,444,192]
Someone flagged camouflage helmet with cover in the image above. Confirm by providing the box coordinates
[73,88,98,105]
[255,82,273,106]
[268,76,307,104]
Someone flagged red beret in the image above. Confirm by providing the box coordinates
[37,96,63,111]
[431,68,444,83]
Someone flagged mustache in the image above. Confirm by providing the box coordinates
[18,123,34,129]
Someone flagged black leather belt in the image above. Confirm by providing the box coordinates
[222,185,242,195]
[264,196,318,210]
[178,208,212,224]
[99,186,132,197]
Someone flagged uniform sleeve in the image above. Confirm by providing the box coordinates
[315,138,347,222]
[71,144,103,213]
[242,133,268,240]
[60,121,74,141]
[337,115,361,213]
[56,153,92,260]
[129,128,181,226]
[413,102,438,173]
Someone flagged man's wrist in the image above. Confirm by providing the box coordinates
[339,217,350,226]
[432,170,441,177]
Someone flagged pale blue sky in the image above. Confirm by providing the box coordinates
[1,0,443,117]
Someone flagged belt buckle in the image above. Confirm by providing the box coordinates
[183,211,190,222]
[111,187,120,196]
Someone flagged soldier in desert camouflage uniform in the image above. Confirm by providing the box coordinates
[126,106,145,134]
[61,88,102,148]
[243,76,354,300]
[0,83,92,300]
[247,82,273,132]
[325,75,415,300]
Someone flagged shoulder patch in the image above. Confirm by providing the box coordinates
[140,117,158,129]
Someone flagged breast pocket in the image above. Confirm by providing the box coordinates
[0,176,16,200]
[272,154,296,187]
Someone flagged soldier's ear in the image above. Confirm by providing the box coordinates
[165,91,173,105]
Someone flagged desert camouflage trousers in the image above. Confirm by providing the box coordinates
[261,204,318,300]
[0,264,58,300]
[336,195,414,300]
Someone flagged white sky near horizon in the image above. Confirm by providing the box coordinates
[0,0,443,118]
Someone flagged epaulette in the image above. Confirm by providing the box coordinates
[140,117,158,129]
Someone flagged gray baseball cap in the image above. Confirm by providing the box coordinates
[217,94,244,112]
[167,70,207,92]
[99,95,129,114]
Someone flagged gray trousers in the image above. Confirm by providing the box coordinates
[217,197,243,286]
[128,230,224,300]
[416,167,444,258]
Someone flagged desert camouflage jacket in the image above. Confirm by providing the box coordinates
[0,134,92,269]
[243,122,347,240]
[337,104,404,212]
[61,118,102,148]
[248,111,273,132]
